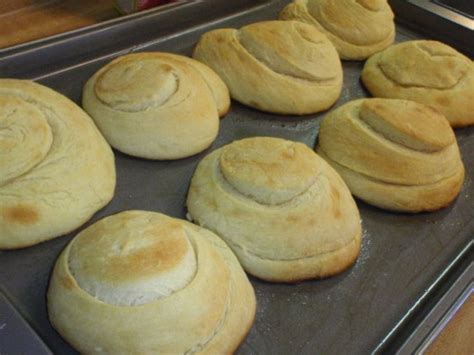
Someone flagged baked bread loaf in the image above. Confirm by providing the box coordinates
[316,98,465,212]
[361,40,474,127]
[186,137,362,282]
[83,52,230,159]
[280,0,395,60]
[0,79,115,249]
[48,210,256,354]
[193,20,342,115]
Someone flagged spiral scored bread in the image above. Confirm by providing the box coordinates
[279,0,395,60]
[0,79,115,249]
[47,210,256,354]
[193,20,343,115]
[361,40,474,127]
[83,52,230,160]
[186,137,362,282]
[316,99,465,212]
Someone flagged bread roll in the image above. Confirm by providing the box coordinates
[47,210,256,354]
[0,79,115,249]
[361,40,474,127]
[83,52,230,159]
[186,137,362,282]
[316,99,465,212]
[280,0,395,60]
[193,20,342,115]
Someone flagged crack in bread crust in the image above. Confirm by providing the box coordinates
[317,146,458,188]
[226,232,360,262]
[354,112,442,154]
[317,145,460,188]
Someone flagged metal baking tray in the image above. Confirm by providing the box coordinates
[0,0,473,353]
[388,0,474,57]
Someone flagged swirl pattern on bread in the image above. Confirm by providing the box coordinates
[187,137,362,282]
[280,0,395,60]
[47,210,256,354]
[193,21,342,115]
[83,52,230,159]
[361,40,474,127]
[316,98,465,212]
[0,79,115,249]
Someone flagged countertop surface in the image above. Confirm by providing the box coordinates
[0,0,119,49]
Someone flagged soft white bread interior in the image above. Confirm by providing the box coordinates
[193,20,342,115]
[361,40,474,127]
[187,137,362,282]
[0,79,115,249]
[316,98,465,212]
[47,210,256,354]
[280,0,395,60]
[83,52,230,159]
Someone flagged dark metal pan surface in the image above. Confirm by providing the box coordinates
[0,1,473,353]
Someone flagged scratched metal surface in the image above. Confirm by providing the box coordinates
[0,0,473,353]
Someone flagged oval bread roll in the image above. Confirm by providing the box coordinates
[0,79,115,249]
[361,40,474,127]
[280,0,395,60]
[186,137,362,282]
[193,20,343,115]
[47,210,256,354]
[83,52,230,159]
[316,98,465,212]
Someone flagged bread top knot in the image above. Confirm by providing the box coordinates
[318,98,463,185]
[378,41,471,89]
[306,0,393,46]
[95,59,178,111]
[0,95,53,185]
[91,53,229,116]
[359,99,454,152]
[220,137,320,205]
[68,211,197,306]
[238,21,340,82]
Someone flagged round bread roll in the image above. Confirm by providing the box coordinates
[0,79,115,249]
[280,0,395,60]
[83,52,230,159]
[361,40,474,127]
[316,98,465,212]
[47,210,256,354]
[186,137,362,282]
[193,20,343,115]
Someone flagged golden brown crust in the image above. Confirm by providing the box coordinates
[186,137,362,282]
[83,52,229,159]
[69,217,192,284]
[361,41,474,127]
[279,0,395,60]
[0,79,116,249]
[193,21,342,115]
[47,211,256,354]
[316,98,465,212]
